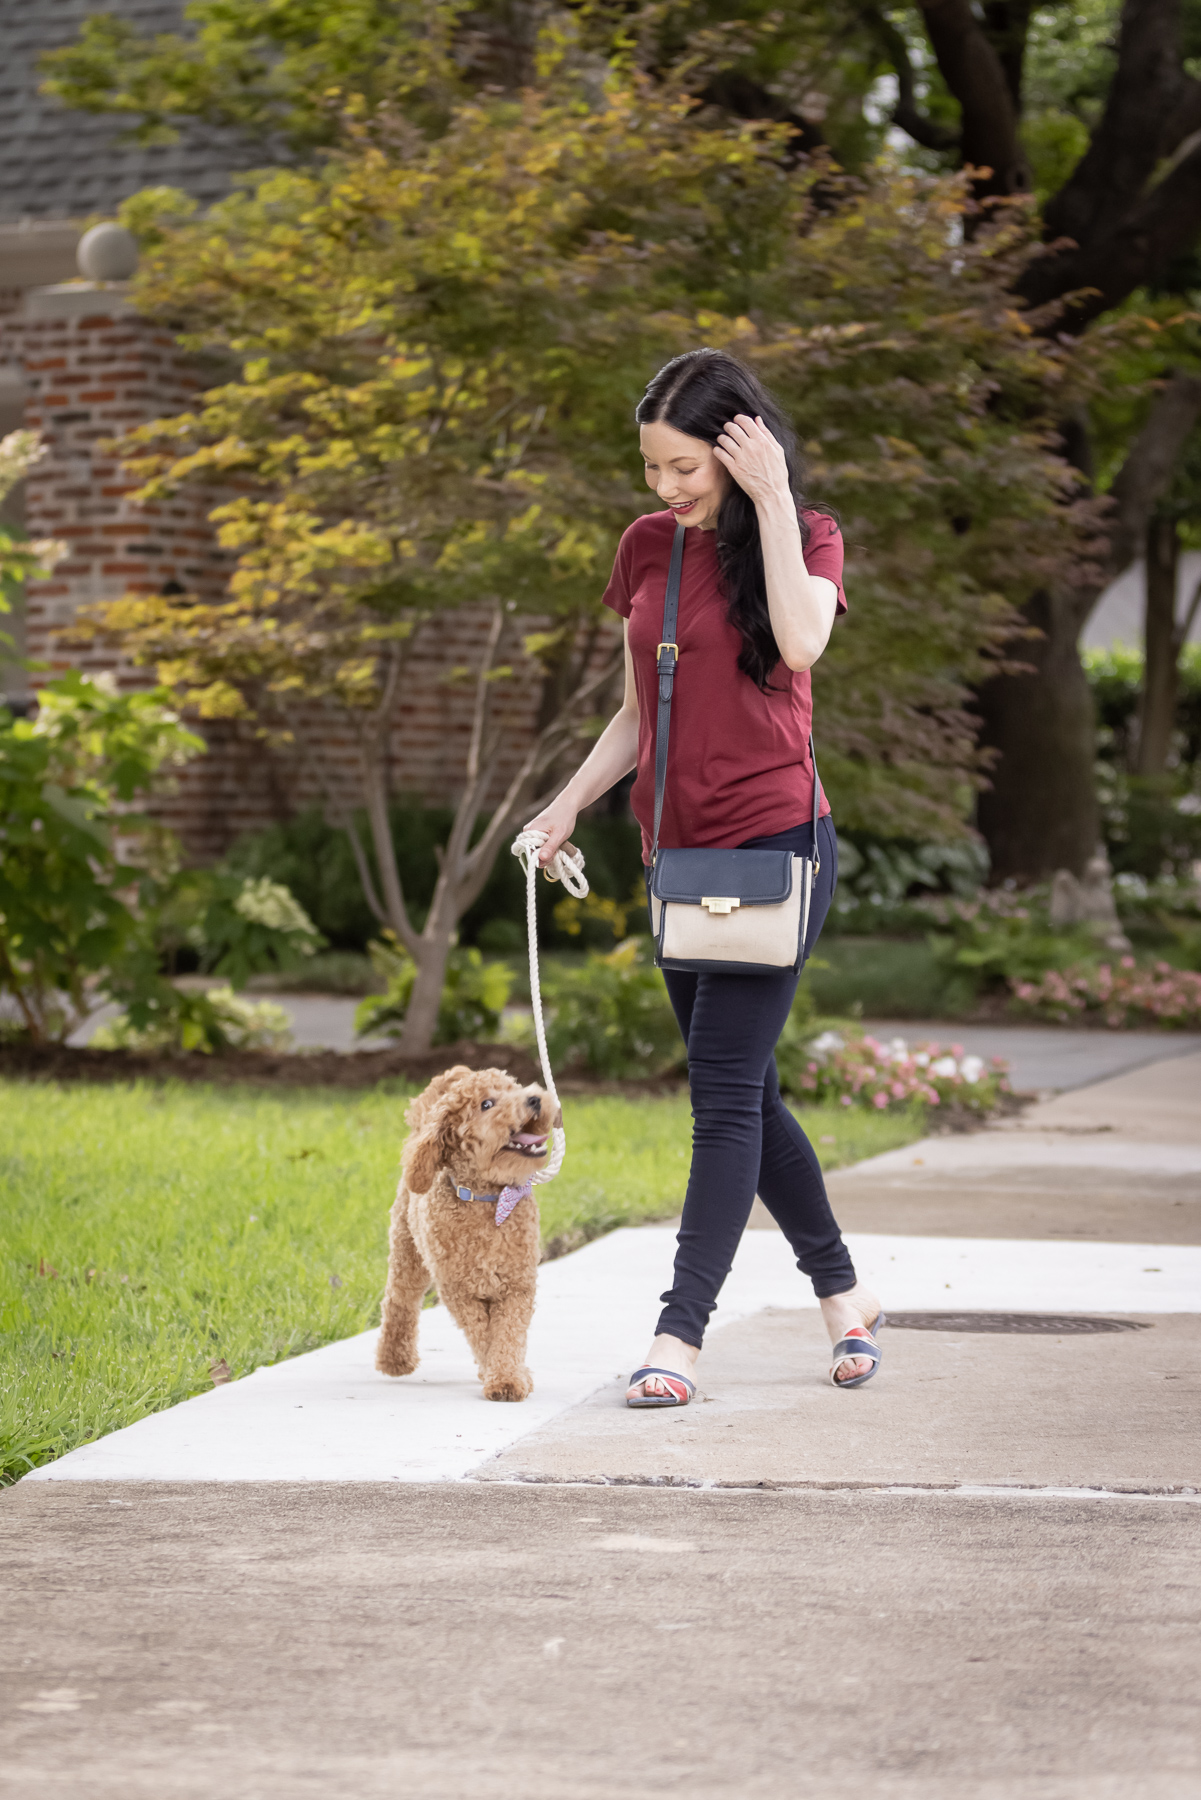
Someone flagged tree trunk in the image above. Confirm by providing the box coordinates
[1135,515,1182,776]
[975,590,1099,880]
[395,912,456,1056]
[974,374,1201,882]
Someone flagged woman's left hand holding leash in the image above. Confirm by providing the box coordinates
[714,414,791,509]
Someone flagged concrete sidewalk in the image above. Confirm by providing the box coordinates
[3,1481,1199,1800]
[822,1048,1201,1245]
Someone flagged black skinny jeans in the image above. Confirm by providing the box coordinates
[654,813,856,1348]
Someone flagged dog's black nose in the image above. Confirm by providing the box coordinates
[525,1092,541,1112]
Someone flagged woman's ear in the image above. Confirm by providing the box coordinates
[403,1126,443,1196]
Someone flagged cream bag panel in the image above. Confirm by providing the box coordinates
[659,862,806,967]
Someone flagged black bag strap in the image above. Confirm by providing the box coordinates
[650,521,686,865]
[651,519,824,868]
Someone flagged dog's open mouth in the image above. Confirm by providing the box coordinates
[506,1131,550,1158]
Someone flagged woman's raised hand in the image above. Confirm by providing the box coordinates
[521,793,579,867]
[713,414,791,506]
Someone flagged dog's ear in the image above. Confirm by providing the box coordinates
[403,1125,444,1196]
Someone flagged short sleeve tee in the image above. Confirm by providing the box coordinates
[602,508,845,860]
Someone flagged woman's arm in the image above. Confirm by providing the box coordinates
[714,414,838,672]
[521,622,639,866]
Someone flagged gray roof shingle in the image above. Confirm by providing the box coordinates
[0,0,253,223]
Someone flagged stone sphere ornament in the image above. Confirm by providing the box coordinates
[76,223,139,283]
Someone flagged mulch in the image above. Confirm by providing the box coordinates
[0,1038,686,1097]
[0,1039,1022,1129]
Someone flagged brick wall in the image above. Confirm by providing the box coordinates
[9,291,621,860]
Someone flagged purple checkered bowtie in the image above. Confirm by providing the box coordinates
[495,1181,532,1225]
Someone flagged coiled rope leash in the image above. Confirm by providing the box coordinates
[509,829,588,1183]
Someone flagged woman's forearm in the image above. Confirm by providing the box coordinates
[756,492,838,672]
[560,705,639,813]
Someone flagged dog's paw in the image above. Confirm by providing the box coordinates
[375,1348,419,1378]
[482,1368,533,1403]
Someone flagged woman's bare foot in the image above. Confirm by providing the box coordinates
[820,1284,883,1383]
[626,1333,700,1400]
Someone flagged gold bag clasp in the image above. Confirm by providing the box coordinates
[700,896,740,915]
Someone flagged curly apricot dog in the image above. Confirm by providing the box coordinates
[376,1065,557,1402]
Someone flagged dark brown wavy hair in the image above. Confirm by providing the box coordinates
[636,348,818,691]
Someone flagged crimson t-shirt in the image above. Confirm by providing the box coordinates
[602,508,845,860]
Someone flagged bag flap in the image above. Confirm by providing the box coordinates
[650,848,795,905]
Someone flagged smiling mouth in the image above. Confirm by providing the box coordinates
[506,1131,549,1157]
[670,500,696,512]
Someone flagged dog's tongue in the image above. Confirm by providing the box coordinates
[511,1132,548,1149]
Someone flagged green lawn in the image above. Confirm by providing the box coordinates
[0,1079,925,1484]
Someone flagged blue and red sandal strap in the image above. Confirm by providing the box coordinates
[627,1365,696,1402]
[830,1314,885,1387]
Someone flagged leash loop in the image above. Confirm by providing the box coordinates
[509,829,588,1183]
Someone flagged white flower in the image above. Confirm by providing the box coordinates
[960,1055,984,1084]
[810,1031,845,1057]
[234,877,319,946]
[929,1055,957,1078]
[887,1037,909,1061]
[914,1051,930,1068]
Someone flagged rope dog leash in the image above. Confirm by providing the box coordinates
[509,829,588,1183]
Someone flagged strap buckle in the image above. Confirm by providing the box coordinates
[656,641,679,664]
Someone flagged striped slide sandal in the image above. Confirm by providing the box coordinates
[829,1313,887,1389]
[626,1365,697,1408]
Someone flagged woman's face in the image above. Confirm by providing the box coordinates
[639,420,729,530]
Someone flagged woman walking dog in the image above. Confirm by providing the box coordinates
[524,349,883,1404]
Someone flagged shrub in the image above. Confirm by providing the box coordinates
[1086,644,1201,880]
[782,1027,1011,1115]
[158,870,323,985]
[541,939,683,1080]
[824,833,988,936]
[924,888,1096,988]
[552,880,649,948]
[0,673,203,1042]
[91,987,293,1053]
[225,805,645,953]
[354,933,513,1044]
[1011,957,1201,1028]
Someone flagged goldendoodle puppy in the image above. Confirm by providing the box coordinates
[376,1065,557,1401]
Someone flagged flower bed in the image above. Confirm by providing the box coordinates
[1011,957,1201,1028]
[782,1029,1010,1115]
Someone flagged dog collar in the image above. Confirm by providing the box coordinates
[454,1181,532,1225]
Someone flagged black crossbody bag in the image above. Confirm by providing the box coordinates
[648,520,823,975]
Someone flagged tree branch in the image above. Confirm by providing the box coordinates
[698,71,827,165]
[1106,371,1201,573]
[859,6,962,151]
[915,0,1030,196]
[1175,568,1201,652]
[456,635,624,915]
[1070,369,1201,631]
[354,633,426,957]
[339,807,387,926]
[1042,0,1201,251]
[980,0,1032,112]
[1018,133,1201,323]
